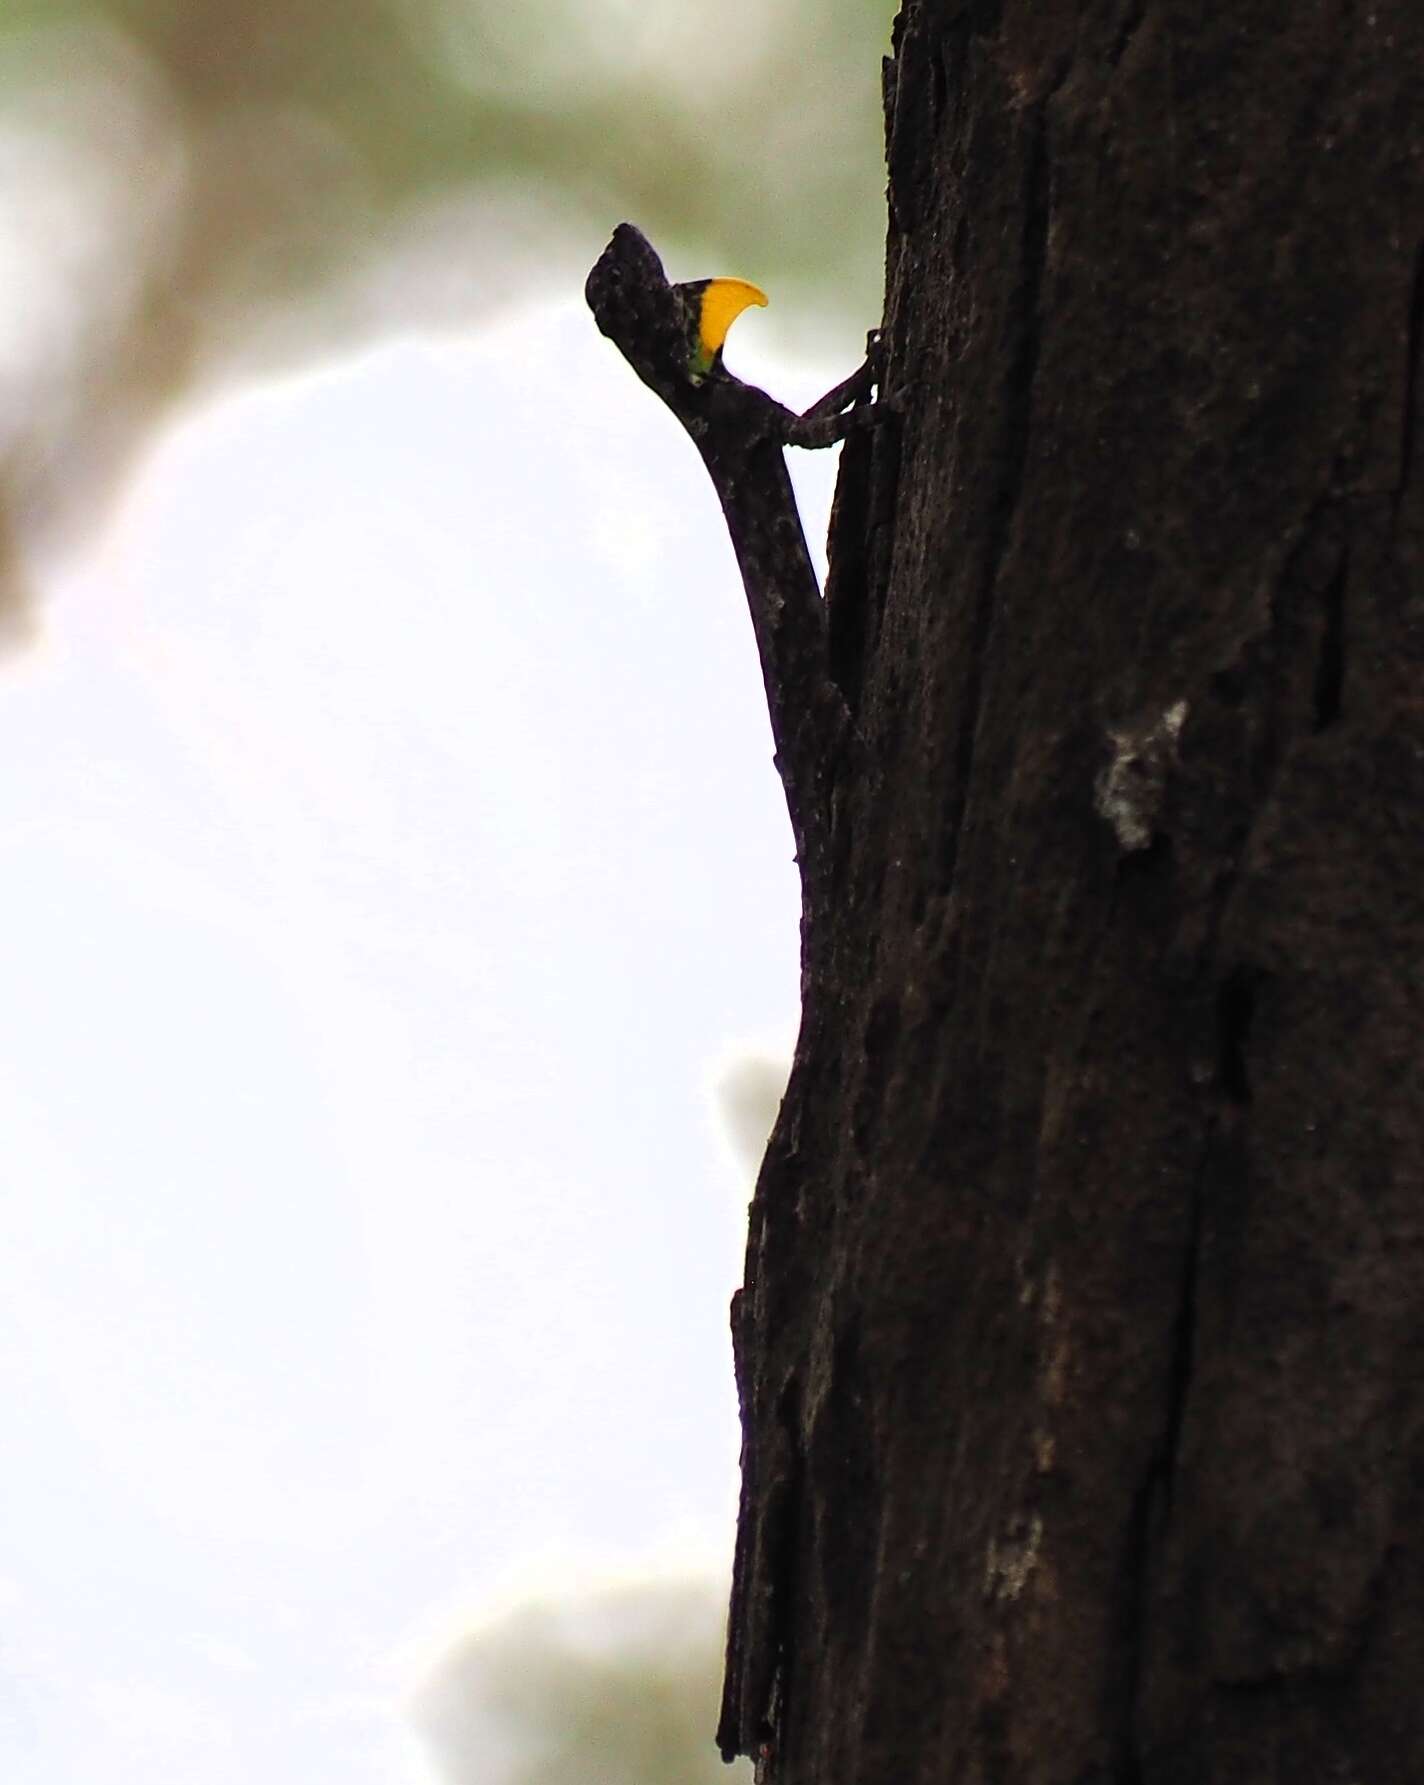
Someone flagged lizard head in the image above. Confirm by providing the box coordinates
[676,277,768,378]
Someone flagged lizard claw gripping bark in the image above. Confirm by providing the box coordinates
[585,223,878,884]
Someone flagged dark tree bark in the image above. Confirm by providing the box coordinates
[720,3,1424,1781]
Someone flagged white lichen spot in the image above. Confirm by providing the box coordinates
[1094,699,1188,851]
[985,1513,1044,1602]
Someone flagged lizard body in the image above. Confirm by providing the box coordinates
[585,223,881,878]
[585,225,885,1764]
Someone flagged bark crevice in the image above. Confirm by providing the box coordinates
[1311,542,1347,731]
[1395,235,1424,507]
[942,98,1053,890]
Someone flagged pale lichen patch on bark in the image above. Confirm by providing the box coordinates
[985,1513,1045,1603]
[1094,699,1188,851]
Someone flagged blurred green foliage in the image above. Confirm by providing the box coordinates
[0,0,895,627]
[412,1579,752,1785]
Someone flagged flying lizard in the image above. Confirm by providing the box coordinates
[584,223,882,883]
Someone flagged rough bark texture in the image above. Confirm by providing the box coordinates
[722,3,1424,1781]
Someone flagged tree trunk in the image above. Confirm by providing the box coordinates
[720,3,1424,1780]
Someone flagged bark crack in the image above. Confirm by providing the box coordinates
[1311,539,1347,731]
[1394,236,1424,520]
[1107,0,1147,69]
[1216,967,1260,1104]
[942,102,1052,888]
[1120,1130,1210,1784]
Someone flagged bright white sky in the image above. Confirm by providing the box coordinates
[0,296,841,1783]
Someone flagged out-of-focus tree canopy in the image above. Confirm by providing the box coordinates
[0,0,894,629]
[411,1580,750,1785]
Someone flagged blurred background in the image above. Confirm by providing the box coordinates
[0,2,893,1779]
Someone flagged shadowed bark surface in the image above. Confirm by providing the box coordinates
[720,2,1424,1780]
